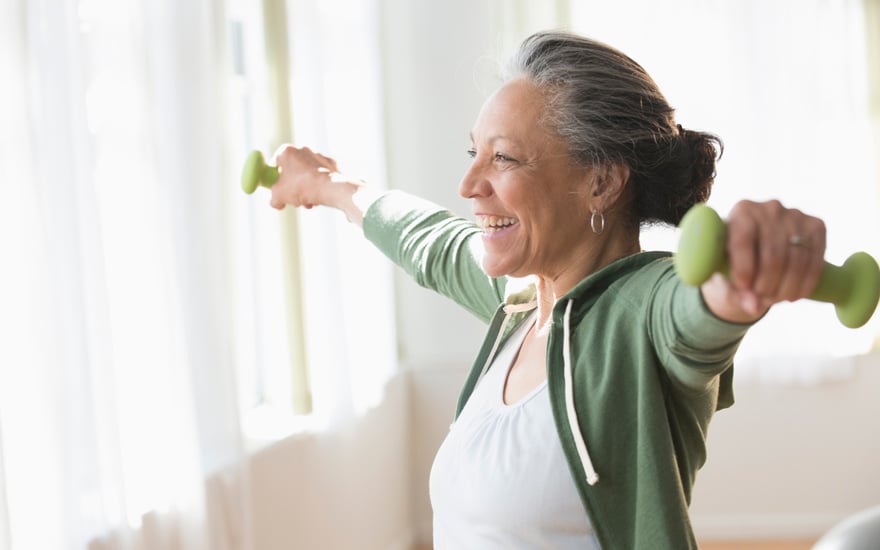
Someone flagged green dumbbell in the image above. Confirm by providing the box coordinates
[241,150,279,194]
[675,204,880,329]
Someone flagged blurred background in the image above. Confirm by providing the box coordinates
[1,0,879,548]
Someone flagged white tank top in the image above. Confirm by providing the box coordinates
[429,314,600,549]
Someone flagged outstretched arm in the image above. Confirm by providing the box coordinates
[263,144,507,322]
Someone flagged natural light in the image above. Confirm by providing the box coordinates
[2,0,878,548]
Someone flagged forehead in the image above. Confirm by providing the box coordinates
[487,78,546,114]
[471,78,552,143]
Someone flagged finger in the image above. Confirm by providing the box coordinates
[270,184,284,209]
[788,218,827,300]
[750,202,789,298]
[726,201,760,291]
[776,242,810,301]
[770,210,825,301]
[737,289,758,316]
[774,214,812,301]
[272,144,298,166]
[315,153,338,172]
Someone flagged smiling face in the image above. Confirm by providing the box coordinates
[459,78,598,281]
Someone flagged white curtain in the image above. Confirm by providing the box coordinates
[0,0,396,545]
[0,0,249,547]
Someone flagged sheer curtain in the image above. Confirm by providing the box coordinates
[283,0,397,424]
[227,0,395,440]
[0,0,250,547]
[0,0,396,546]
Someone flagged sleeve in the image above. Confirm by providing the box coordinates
[646,263,754,408]
[362,190,507,324]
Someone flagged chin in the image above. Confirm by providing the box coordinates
[482,257,523,279]
[481,259,509,278]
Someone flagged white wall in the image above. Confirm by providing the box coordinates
[690,353,880,540]
[378,0,497,370]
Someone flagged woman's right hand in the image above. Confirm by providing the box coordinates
[268,145,342,211]
[268,144,372,227]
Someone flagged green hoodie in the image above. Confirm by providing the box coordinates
[364,191,752,549]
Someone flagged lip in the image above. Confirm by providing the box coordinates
[474,212,518,225]
[481,223,518,240]
[475,213,519,240]
[474,211,510,218]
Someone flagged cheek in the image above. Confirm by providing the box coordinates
[528,202,588,247]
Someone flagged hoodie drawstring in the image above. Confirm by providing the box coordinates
[563,299,600,486]
[473,298,599,487]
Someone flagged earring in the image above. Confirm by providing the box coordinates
[591,210,605,235]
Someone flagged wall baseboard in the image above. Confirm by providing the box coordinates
[402,513,837,545]
[692,512,848,540]
[386,529,420,550]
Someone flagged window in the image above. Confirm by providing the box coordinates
[227,0,397,439]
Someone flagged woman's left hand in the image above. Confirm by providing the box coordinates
[701,199,827,324]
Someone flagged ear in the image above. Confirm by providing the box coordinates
[590,162,630,211]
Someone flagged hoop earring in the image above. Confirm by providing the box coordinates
[590,210,605,235]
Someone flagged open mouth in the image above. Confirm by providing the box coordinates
[477,215,519,233]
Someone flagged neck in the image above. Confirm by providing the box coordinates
[533,230,640,331]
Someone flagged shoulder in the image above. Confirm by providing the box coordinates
[605,252,678,303]
[560,252,678,327]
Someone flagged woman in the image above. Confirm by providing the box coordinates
[267,31,826,549]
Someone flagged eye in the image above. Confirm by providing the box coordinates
[466,148,477,159]
[494,152,516,163]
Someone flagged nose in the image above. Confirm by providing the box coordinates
[458,158,492,200]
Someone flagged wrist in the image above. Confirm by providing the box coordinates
[321,174,374,227]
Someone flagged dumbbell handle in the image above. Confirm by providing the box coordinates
[674,204,880,328]
[241,150,279,194]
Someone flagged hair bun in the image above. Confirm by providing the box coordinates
[631,127,723,227]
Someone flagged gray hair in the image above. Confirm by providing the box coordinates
[505,31,722,226]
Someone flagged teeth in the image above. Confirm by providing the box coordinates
[478,215,518,232]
